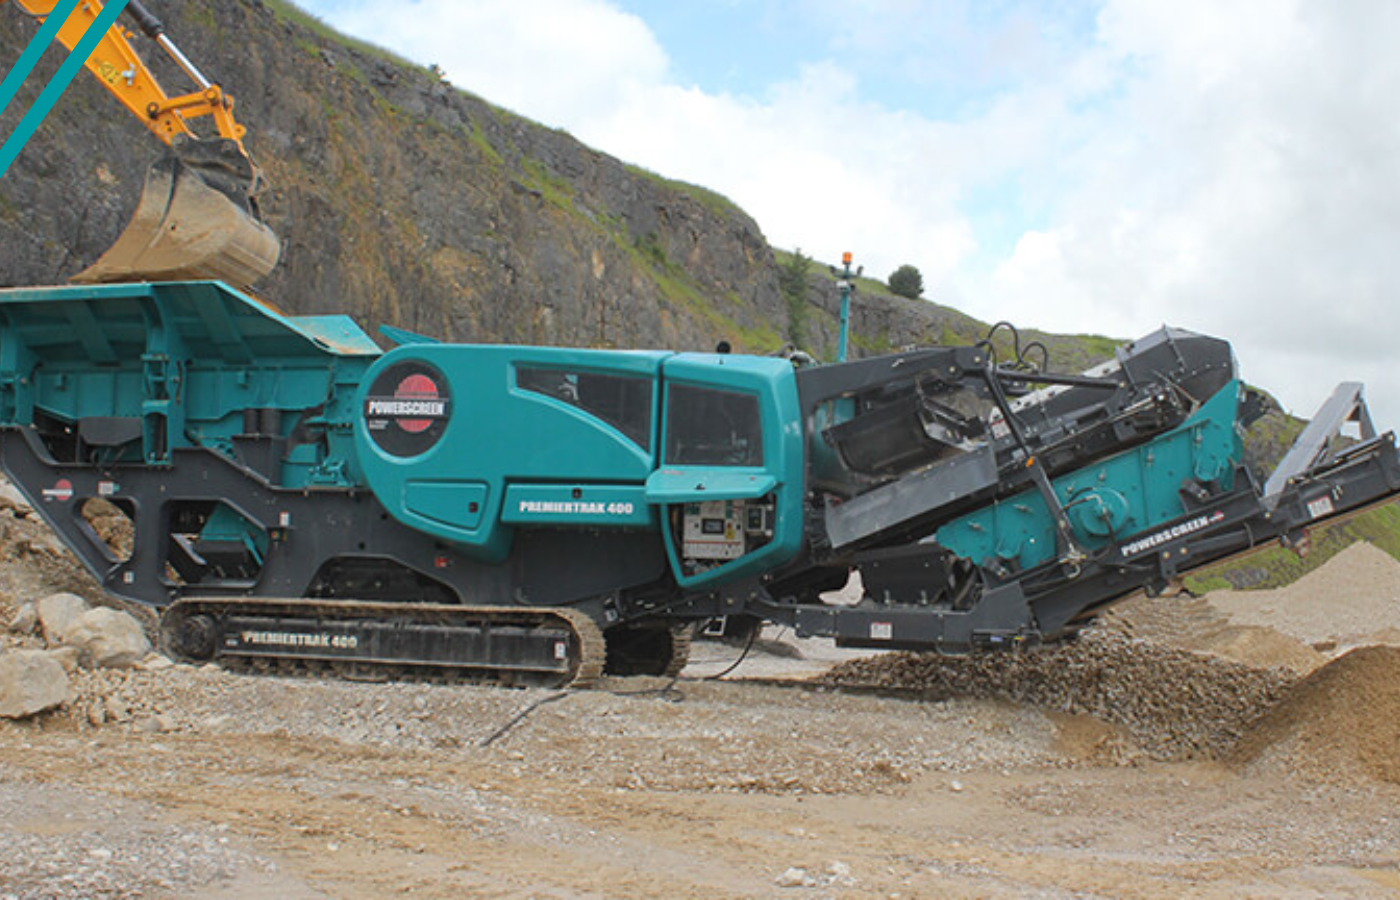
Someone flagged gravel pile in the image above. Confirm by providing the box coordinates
[822,628,1296,759]
[0,506,101,604]
[1208,542,1400,649]
[1105,593,1327,674]
[1231,645,1400,785]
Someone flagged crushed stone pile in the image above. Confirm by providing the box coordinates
[1230,645,1400,785]
[1106,541,1400,674]
[1194,625,1326,674]
[1105,594,1327,674]
[822,629,1296,760]
[1207,542,1400,649]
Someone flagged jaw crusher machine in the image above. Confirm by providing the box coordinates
[0,280,1396,685]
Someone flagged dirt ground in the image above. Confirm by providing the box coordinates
[3,500,1400,898]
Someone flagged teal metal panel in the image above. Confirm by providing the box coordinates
[645,469,777,503]
[355,344,671,561]
[405,481,489,532]
[290,316,384,356]
[379,324,440,346]
[938,381,1243,569]
[655,354,806,588]
[199,503,269,563]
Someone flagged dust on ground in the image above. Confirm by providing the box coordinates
[2,496,1400,898]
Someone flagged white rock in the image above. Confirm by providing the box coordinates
[137,652,174,671]
[28,533,66,558]
[8,602,37,635]
[0,650,70,718]
[775,867,808,888]
[135,715,166,734]
[104,695,129,722]
[37,592,91,645]
[44,646,82,674]
[64,607,151,668]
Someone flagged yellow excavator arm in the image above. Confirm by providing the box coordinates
[6,0,280,288]
[11,0,247,149]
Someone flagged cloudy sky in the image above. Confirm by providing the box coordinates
[299,0,1399,430]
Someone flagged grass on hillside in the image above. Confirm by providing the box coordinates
[1182,501,1400,594]
[263,0,426,73]
[774,248,1125,370]
[624,164,741,220]
[774,248,898,298]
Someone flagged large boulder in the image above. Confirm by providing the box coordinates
[0,650,69,718]
[37,592,90,645]
[64,607,151,668]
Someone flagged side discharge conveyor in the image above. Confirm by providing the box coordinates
[0,281,1397,685]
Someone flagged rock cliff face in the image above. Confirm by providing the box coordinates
[0,0,787,351]
[0,0,1150,384]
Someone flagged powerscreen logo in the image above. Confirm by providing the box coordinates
[1119,510,1227,558]
[363,362,452,456]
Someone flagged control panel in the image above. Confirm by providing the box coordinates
[679,496,776,571]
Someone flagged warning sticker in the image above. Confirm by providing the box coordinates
[1306,495,1335,520]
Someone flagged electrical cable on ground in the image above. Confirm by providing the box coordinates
[699,622,759,681]
[480,690,572,747]
[482,670,691,747]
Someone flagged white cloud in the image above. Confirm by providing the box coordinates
[974,0,1400,427]
[325,0,668,124]
[576,61,979,286]
[307,0,1400,430]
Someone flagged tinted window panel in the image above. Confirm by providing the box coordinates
[517,368,653,449]
[666,384,763,466]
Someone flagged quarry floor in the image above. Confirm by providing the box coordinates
[0,645,1398,897]
[0,677,1397,900]
[2,517,1400,898]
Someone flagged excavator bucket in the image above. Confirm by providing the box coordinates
[72,138,280,290]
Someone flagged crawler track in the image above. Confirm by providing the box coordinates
[160,598,607,689]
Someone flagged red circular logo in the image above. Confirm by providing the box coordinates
[395,374,439,434]
[47,479,74,502]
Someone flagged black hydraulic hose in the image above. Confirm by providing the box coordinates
[1021,340,1050,371]
[979,321,1047,373]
